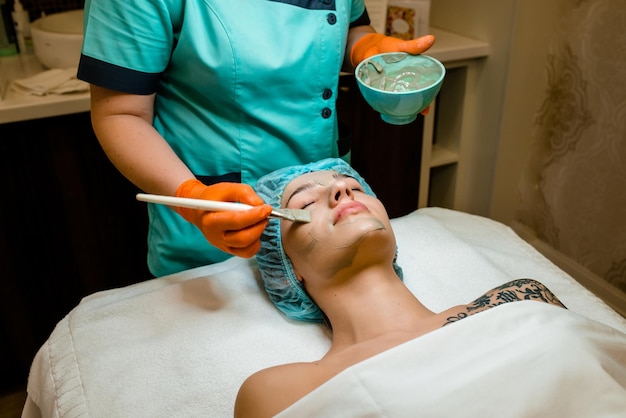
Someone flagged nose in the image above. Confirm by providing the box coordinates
[329,179,353,207]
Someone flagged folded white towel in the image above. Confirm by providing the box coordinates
[11,68,88,96]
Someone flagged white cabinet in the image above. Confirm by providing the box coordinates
[419,29,489,209]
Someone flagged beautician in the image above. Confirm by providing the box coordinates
[77,0,434,277]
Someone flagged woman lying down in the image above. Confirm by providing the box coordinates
[235,158,626,417]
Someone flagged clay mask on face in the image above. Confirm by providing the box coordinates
[281,171,391,279]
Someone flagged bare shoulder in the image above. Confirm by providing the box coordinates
[470,278,566,310]
[443,278,566,326]
[234,362,327,418]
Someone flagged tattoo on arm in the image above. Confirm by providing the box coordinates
[443,279,566,326]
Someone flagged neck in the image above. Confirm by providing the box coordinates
[316,266,435,348]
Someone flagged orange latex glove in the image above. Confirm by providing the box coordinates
[175,179,273,258]
[350,33,435,68]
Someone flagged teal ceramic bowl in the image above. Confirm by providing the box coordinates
[355,52,445,125]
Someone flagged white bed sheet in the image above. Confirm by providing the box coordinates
[22,208,626,417]
[277,302,626,417]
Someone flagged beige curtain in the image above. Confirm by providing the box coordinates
[516,0,626,295]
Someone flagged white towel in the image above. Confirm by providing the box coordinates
[10,68,88,96]
[278,302,626,417]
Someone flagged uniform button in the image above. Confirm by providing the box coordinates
[327,13,337,25]
[321,108,332,118]
[322,88,333,100]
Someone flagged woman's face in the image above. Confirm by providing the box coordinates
[280,170,396,283]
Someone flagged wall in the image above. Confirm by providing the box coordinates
[489,0,570,224]
[433,0,626,314]
[505,0,626,314]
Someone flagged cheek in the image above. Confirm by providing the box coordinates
[282,222,335,279]
[283,220,326,260]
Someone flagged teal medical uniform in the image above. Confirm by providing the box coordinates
[78,0,370,277]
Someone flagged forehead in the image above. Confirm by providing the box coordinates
[287,170,336,187]
[282,170,338,203]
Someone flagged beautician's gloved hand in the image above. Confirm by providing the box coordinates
[175,179,273,258]
[349,33,435,67]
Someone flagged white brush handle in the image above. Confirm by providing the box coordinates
[136,194,253,212]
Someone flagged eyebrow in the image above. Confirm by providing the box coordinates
[285,173,347,207]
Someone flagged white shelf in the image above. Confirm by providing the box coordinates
[418,33,489,210]
[427,28,490,63]
[0,54,89,125]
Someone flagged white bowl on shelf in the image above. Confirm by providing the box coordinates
[31,9,84,69]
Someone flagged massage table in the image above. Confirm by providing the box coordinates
[22,208,626,417]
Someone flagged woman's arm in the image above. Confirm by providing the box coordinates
[89,84,194,195]
[90,84,272,257]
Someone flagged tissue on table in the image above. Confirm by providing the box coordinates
[11,68,88,96]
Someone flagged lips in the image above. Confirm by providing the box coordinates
[334,201,369,224]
